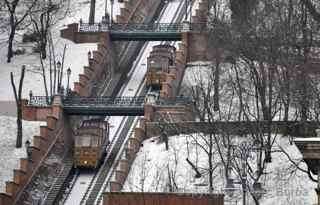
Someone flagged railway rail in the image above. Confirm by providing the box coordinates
[49,1,195,205]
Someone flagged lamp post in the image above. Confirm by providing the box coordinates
[189,0,192,23]
[29,90,33,103]
[105,0,108,19]
[110,0,114,26]
[185,0,188,20]
[25,140,32,161]
[56,61,61,93]
[241,161,247,205]
[67,67,71,94]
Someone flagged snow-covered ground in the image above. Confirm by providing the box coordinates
[0,0,124,101]
[64,171,95,205]
[175,62,318,204]
[0,0,124,194]
[65,0,186,203]
[123,134,317,205]
[0,116,43,192]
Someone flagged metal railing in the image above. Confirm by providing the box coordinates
[78,22,208,33]
[63,96,146,107]
[110,23,184,32]
[28,96,53,107]
[27,95,193,108]
[79,23,109,32]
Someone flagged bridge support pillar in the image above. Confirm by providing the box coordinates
[144,104,155,122]
[52,95,63,119]
[182,21,191,32]
[110,182,122,192]
[187,32,209,61]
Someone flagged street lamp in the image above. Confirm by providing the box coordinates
[185,0,188,20]
[105,0,108,19]
[25,140,32,161]
[56,61,61,93]
[67,67,71,94]
[29,90,33,103]
[110,0,114,25]
[189,0,192,23]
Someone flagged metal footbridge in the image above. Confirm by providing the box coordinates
[63,96,145,116]
[79,22,207,41]
[28,96,192,116]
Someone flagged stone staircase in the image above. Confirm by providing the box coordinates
[42,158,73,205]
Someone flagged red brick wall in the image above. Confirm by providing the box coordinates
[188,32,209,61]
[60,23,78,42]
[104,192,224,205]
[60,0,161,44]
[109,119,146,192]
[188,0,209,61]
[21,99,52,121]
[0,99,63,205]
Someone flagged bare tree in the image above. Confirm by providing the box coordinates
[89,0,96,24]
[38,31,67,103]
[301,0,320,22]
[182,64,235,192]
[30,0,69,59]
[203,0,319,203]
[10,65,26,148]
[4,0,38,63]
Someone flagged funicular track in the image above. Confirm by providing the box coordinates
[83,2,187,204]
[52,1,195,205]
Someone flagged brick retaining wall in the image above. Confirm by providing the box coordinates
[0,96,65,205]
[103,192,224,205]
[108,118,146,192]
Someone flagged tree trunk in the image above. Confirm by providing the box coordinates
[186,158,201,178]
[164,134,169,150]
[208,136,214,192]
[208,152,213,192]
[301,0,320,22]
[7,25,15,63]
[10,66,25,148]
[213,60,220,111]
[39,56,49,103]
[265,67,274,163]
[89,0,96,24]
[41,38,47,59]
[16,104,22,147]
[283,71,291,122]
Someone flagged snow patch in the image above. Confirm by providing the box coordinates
[124,134,317,204]
[0,116,42,193]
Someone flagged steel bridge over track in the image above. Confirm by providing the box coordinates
[28,96,193,116]
[79,23,207,41]
[63,96,145,116]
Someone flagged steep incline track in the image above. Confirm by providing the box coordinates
[62,1,190,204]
